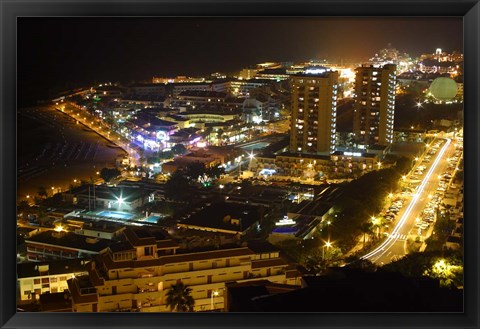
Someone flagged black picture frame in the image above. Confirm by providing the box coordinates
[2,0,479,328]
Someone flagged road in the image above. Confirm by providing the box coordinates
[57,102,140,166]
[362,137,456,265]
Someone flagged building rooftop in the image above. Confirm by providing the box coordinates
[124,227,172,247]
[178,90,228,98]
[179,202,261,234]
[99,245,255,270]
[25,231,112,253]
[70,185,150,203]
[17,258,90,279]
[277,152,331,161]
[81,220,126,233]
[67,276,98,305]
[39,292,73,312]
[247,240,280,254]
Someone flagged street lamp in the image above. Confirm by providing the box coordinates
[248,152,255,172]
[322,241,332,261]
[211,290,219,310]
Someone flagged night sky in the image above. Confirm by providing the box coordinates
[18,17,462,106]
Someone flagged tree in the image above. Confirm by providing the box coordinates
[100,167,121,182]
[147,156,160,164]
[164,171,190,202]
[359,222,373,249]
[165,281,195,312]
[345,258,377,272]
[17,200,31,219]
[205,166,225,180]
[172,144,187,155]
[37,186,48,198]
[158,151,174,160]
[184,162,207,180]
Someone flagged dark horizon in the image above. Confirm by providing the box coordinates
[18,17,462,105]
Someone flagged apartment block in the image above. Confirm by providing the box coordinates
[67,228,301,312]
[289,69,339,155]
[353,64,396,148]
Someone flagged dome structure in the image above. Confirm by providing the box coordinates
[428,77,458,101]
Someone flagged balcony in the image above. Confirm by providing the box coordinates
[137,287,158,294]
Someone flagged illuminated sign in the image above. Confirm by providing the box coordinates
[156,131,168,141]
[275,216,296,226]
[343,151,362,157]
[305,68,327,75]
[144,139,159,150]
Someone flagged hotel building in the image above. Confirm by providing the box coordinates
[67,227,301,312]
[289,69,339,155]
[353,64,396,148]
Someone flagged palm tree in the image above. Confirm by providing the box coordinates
[359,222,373,249]
[165,281,195,312]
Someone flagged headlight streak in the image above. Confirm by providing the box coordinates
[361,138,451,261]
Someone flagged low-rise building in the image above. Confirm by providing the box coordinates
[65,185,154,212]
[176,90,229,108]
[25,231,112,262]
[178,202,262,236]
[254,151,380,180]
[171,82,212,97]
[67,228,299,312]
[269,185,341,242]
[75,221,126,240]
[128,83,166,97]
[17,259,89,302]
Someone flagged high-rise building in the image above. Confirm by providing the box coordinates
[353,64,396,148]
[289,68,339,154]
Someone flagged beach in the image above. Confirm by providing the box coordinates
[17,106,126,201]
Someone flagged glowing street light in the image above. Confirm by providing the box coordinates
[416,102,422,109]
[54,225,64,232]
[322,241,332,260]
[388,193,393,198]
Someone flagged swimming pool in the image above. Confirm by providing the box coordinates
[142,215,161,224]
[96,210,135,220]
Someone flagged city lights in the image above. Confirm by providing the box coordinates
[16,18,464,314]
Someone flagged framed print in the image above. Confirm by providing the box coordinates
[1,0,479,328]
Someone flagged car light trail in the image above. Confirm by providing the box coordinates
[361,138,451,261]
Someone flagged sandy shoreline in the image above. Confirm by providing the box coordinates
[17,106,126,201]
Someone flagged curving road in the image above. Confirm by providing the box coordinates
[361,138,455,265]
